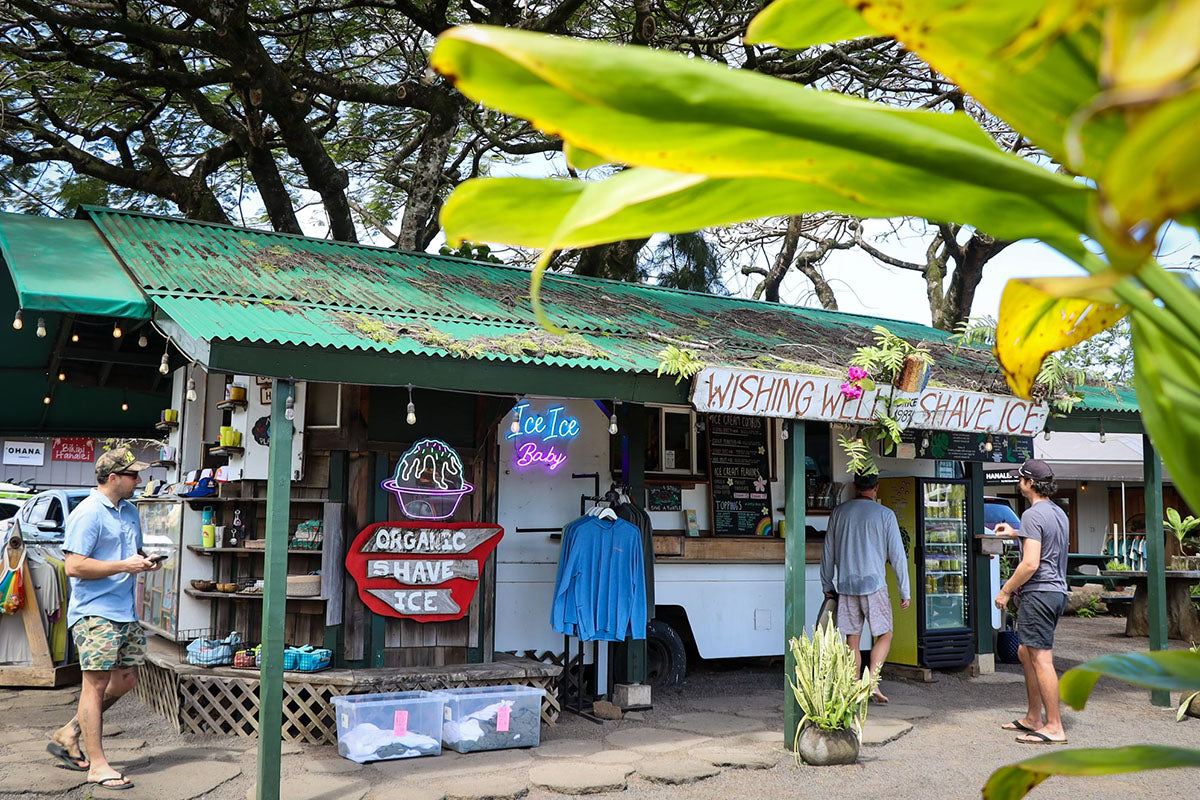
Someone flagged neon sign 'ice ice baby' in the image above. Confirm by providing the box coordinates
[507,403,579,472]
[381,438,474,520]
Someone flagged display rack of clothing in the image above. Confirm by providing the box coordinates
[552,494,649,720]
[0,534,79,686]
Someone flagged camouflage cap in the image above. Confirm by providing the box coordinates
[96,447,150,479]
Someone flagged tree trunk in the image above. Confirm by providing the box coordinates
[938,232,1011,330]
[574,238,651,281]
[397,108,460,251]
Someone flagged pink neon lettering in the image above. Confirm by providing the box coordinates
[515,442,568,471]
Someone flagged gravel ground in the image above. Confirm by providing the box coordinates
[2,615,1196,800]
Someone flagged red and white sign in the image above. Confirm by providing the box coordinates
[690,367,1050,436]
[51,437,95,462]
[345,522,503,623]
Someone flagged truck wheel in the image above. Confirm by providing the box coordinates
[646,619,686,687]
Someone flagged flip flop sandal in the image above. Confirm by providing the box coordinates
[45,742,89,771]
[1001,719,1037,732]
[1016,732,1068,745]
[88,775,134,791]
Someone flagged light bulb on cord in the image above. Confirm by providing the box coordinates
[781,422,790,441]
[1043,429,1051,441]
[159,351,170,375]
[112,322,122,338]
[43,395,51,405]
[1099,422,1107,444]
[57,372,65,382]
[121,401,129,412]
[12,309,22,330]
[186,377,197,402]
[607,399,618,435]
[36,317,46,338]
[285,389,295,421]
[71,333,79,343]
[138,332,148,348]
[984,435,993,452]
[406,384,416,426]
[509,398,521,435]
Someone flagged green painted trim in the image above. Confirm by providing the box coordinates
[624,405,649,685]
[1142,435,1170,707]
[783,420,806,750]
[967,462,993,655]
[326,450,348,663]
[1047,415,1142,433]
[204,340,688,403]
[370,452,390,668]
[256,379,294,800]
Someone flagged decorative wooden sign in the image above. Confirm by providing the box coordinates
[345,522,503,623]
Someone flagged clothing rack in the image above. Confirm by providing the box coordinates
[0,533,79,687]
[561,634,612,724]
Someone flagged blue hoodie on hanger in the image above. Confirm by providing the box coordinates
[551,515,647,641]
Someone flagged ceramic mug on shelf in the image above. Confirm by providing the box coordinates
[228,385,246,401]
[202,524,216,548]
[219,426,233,446]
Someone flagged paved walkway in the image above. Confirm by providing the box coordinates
[0,617,1196,799]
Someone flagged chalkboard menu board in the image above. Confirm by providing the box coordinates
[647,484,682,512]
[901,430,1035,463]
[707,414,772,537]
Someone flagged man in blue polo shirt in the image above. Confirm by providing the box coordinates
[46,447,159,791]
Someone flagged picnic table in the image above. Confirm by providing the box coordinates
[1101,569,1200,641]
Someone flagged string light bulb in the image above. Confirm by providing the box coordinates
[984,434,994,453]
[781,422,790,441]
[1099,421,1107,444]
[1043,429,1051,441]
[509,398,521,435]
[57,372,65,382]
[406,384,416,426]
[71,333,79,343]
[35,317,47,338]
[285,388,295,421]
[12,309,22,330]
[186,377,197,402]
[121,401,129,412]
[43,395,51,405]
[159,350,170,375]
[608,399,618,436]
[112,322,122,338]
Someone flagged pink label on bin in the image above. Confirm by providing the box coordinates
[393,709,408,736]
[496,705,511,732]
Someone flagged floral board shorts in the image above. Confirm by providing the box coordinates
[70,616,146,672]
[836,588,894,636]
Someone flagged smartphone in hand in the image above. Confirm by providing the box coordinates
[149,554,169,564]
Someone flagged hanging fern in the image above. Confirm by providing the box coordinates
[838,434,876,476]
[655,345,705,384]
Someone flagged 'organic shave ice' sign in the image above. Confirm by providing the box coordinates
[506,402,580,471]
[690,367,1051,436]
[381,439,474,520]
[345,522,504,622]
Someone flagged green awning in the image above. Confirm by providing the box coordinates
[0,211,148,318]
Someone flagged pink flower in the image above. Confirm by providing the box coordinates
[840,383,863,400]
[847,366,869,381]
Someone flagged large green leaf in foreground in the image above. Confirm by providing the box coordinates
[431,25,1089,244]
[1059,650,1200,710]
[982,746,1200,800]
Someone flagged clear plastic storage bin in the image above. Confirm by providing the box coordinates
[435,685,545,753]
[331,691,445,762]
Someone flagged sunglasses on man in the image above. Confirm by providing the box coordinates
[114,470,140,478]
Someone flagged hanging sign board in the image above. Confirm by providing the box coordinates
[707,414,772,537]
[647,484,683,512]
[901,430,1036,463]
[345,522,503,622]
[51,437,95,462]
[3,441,44,466]
[690,367,1050,436]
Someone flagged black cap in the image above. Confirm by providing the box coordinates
[1008,458,1053,481]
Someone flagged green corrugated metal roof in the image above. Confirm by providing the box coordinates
[0,211,148,317]
[83,207,1007,391]
[1075,383,1139,414]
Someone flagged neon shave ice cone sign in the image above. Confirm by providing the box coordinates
[381,439,474,520]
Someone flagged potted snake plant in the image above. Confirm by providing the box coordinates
[787,621,879,765]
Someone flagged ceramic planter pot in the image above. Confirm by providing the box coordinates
[796,723,860,765]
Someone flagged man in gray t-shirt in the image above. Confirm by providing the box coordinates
[993,459,1070,745]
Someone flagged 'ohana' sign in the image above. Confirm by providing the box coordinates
[345,522,503,622]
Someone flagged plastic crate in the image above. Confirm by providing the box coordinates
[434,685,545,753]
[331,691,444,763]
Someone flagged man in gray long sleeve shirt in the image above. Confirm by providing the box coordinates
[820,472,910,702]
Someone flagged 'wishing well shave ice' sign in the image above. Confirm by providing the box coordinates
[690,367,1050,436]
[345,522,503,622]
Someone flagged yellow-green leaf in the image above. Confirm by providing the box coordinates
[995,277,1126,398]
[983,746,1200,800]
[1101,0,1200,91]
[1102,87,1200,232]
[1059,650,1200,710]
[745,0,875,49]
[431,25,1089,241]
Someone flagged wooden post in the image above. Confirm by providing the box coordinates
[783,420,806,749]
[967,462,993,658]
[1143,434,1169,707]
[256,378,293,800]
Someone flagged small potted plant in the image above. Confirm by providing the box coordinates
[1164,508,1200,570]
[787,621,878,765]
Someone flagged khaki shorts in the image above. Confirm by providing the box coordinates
[836,588,893,636]
[71,616,146,672]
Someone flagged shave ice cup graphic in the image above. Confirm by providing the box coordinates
[381,438,474,520]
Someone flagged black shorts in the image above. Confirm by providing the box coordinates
[1017,591,1067,650]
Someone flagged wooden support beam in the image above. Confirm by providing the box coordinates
[256,378,293,800]
[783,420,806,750]
[1143,434,1169,707]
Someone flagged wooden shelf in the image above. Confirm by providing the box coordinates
[185,496,327,504]
[216,399,248,410]
[184,588,324,601]
[155,420,179,432]
[210,446,244,456]
[150,460,177,469]
[187,545,321,555]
